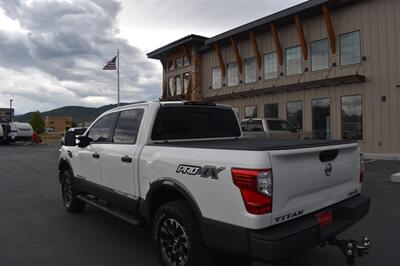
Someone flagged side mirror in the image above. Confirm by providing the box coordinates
[77,135,92,148]
[64,131,77,146]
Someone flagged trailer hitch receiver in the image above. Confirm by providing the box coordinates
[329,236,371,265]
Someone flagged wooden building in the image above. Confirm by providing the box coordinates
[147,0,400,156]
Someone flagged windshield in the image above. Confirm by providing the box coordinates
[151,105,241,140]
[267,120,298,132]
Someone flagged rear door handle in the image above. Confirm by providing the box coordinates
[121,155,132,163]
[92,153,100,159]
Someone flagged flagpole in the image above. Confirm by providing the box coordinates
[117,49,120,107]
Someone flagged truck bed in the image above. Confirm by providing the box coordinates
[150,138,355,151]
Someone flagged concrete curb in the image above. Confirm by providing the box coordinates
[390,173,400,183]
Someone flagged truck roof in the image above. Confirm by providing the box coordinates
[108,101,229,112]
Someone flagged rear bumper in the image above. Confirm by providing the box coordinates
[202,194,370,262]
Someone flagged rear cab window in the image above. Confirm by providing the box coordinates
[151,105,241,140]
[267,120,298,132]
[241,120,264,132]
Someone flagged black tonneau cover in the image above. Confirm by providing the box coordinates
[149,138,356,151]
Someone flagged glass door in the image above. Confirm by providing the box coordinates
[312,98,331,139]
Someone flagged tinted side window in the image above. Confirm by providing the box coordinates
[87,113,118,143]
[113,109,144,144]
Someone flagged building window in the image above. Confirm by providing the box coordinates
[340,31,361,66]
[168,77,174,96]
[245,105,257,119]
[244,57,256,83]
[175,75,182,95]
[286,46,302,75]
[264,103,279,118]
[286,101,303,129]
[183,72,190,94]
[175,57,183,69]
[227,62,238,86]
[264,52,278,79]
[167,60,174,71]
[311,39,329,71]
[183,56,190,66]
[341,95,363,140]
[312,98,331,139]
[212,67,222,89]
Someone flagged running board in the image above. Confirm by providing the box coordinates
[77,195,144,227]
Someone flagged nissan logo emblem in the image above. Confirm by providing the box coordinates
[324,163,333,176]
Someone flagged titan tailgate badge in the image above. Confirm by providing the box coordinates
[176,164,225,179]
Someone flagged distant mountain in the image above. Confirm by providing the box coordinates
[15,103,132,123]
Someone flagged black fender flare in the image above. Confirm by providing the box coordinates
[58,157,73,183]
[141,178,207,241]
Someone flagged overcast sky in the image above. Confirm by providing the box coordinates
[0,0,305,114]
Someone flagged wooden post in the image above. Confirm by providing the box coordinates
[213,43,225,77]
[271,23,283,65]
[249,31,262,69]
[161,60,167,99]
[230,38,243,74]
[182,45,191,64]
[322,4,336,54]
[294,15,308,60]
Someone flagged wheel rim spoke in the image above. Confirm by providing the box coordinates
[159,218,190,266]
[62,177,72,207]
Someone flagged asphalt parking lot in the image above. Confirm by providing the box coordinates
[0,144,399,266]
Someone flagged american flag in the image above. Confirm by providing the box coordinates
[103,56,117,70]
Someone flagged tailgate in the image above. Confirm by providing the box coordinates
[269,143,361,225]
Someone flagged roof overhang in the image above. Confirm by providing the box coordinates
[204,0,362,47]
[204,74,366,102]
[147,34,208,60]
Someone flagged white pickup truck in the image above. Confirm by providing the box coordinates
[59,101,371,266]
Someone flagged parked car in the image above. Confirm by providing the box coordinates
[60,127,87,145]
[241,118,312,139]
[59,101,371,266]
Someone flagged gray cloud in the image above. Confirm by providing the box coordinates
[0,0,305,114]
[0,0,161,113]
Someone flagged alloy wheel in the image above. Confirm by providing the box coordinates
[159,218,190,266]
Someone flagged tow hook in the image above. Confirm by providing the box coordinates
[329,236,371,265]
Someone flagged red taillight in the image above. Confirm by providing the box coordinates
[232,168,272,215]
[360,154,365,183]
[315,210,332,227]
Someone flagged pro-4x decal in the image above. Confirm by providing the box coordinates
[176,164,225,179]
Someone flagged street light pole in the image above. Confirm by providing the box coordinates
[9,99,13,123]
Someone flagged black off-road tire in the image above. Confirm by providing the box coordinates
[61,170,86,213]
[153,201,207,266]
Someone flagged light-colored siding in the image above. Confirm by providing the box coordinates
[200,0,400,154]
